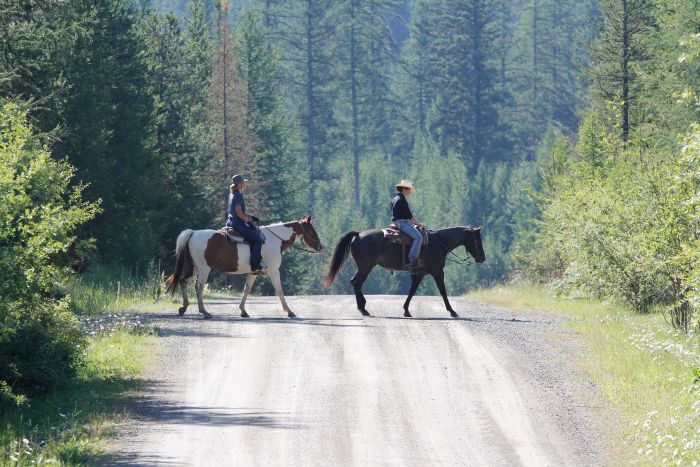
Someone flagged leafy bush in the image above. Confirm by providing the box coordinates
[518,113,698,329]
[0,102,99,411]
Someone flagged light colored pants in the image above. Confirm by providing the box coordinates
[394,220,422,262]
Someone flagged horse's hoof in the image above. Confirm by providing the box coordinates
[360,310,371,316]
[178,307,187,316]
[449,311,459,318]
[240,310,249,318]
[201,310,212,319]
[404,311,412,318]
[287,311,296,318]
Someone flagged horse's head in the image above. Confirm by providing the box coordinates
[463,226,485,263]
[299,216,324,252]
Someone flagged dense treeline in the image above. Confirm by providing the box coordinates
[517,1,700,330]
[1,0,601,297]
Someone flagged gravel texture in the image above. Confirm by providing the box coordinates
[108,295,612,466]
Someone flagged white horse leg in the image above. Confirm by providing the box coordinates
[239,273,258,318]
[269,269,294,318]
[195,267,212,319]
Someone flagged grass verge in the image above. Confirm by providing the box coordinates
[0,328,156,465]
[1,265,162,465]
[470,282,700,466]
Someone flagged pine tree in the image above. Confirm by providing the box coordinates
[262,0,340,207]
[234,8,303,221]
[336,0,402,205]
[52,0,162,267]
[210,0,256,220]
[421,0,511,170]
[589,0,655,142]
[139,11,212,257]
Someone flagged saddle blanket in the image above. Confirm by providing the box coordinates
[218,227,266,245]
[382,226,429,246]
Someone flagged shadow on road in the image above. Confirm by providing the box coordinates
[370,315,536,323]
[147,312,370,329]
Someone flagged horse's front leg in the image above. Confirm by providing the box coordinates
[431,269,457,318]
[268,269,294,318]
[239,273,258,318]
[403,273,425,318]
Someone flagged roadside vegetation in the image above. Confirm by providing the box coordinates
[0,327,156,465]
[471,283,700,465]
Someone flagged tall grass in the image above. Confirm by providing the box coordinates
[1,264,164,465]
[470,283,700,465]
[68,262,166,316]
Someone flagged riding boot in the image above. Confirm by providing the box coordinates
[407,258,423,271]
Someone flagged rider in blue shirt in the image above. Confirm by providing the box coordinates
[227,174,263,274]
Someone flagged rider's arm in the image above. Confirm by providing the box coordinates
[235,204,249,222]
[411,216,424,229]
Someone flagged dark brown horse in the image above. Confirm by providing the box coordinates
[323,226,485,317]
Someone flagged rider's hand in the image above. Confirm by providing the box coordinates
[417,223,425,229]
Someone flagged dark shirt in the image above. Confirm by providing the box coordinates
[227,190,246,226]
[391,193,413,222]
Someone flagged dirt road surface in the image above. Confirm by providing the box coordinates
[110,295,610,466]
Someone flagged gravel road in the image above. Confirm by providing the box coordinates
[110,295,611,466]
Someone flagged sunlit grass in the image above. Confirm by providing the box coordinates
[470,282,700,466]
[0,328,157,465]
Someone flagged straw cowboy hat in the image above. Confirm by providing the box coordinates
[395,179,415,190]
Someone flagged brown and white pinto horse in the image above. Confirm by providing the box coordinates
[165,217,323,318]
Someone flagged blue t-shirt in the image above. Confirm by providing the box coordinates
[227,190,246,226]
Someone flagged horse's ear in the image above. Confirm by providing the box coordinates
[476,225,483,232]
[307,215,313,223]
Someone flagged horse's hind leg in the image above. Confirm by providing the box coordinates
[195,267,212,319]
[239,273,258,318]
[178,277,191,315]
[351,265,373,316]
[178,267,196,316]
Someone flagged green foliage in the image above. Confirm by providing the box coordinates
[518,1,700,330]
[0,328,156,465]
[0,102,98,410]
[520,119,698,327]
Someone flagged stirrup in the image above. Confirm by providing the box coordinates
[406,259,423,271]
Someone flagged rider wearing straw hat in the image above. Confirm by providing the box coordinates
[392,180,425,270]
[227,174,264,274]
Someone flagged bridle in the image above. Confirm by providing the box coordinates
[432,231,475,265]
[266,222,322,254]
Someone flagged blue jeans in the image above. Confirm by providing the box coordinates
[228,221,263,268]
[394,220,422,262]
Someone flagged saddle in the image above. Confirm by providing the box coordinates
[219,226,266,245]
[382,225,429,246]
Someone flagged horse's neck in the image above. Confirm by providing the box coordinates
[434,227,464,252]
[262,223,295,243]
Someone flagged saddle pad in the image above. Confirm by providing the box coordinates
[218,228,266,244]
[218,228,247,244]
[382,228,429,246]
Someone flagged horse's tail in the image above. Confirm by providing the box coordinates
[323,231,359,287]
[165,229,194,296]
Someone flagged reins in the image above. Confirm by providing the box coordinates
[263,223,320,254]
